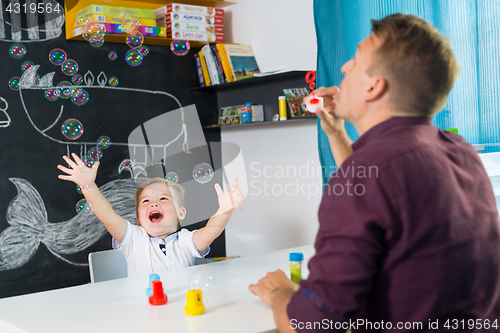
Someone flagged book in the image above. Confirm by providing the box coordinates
[252,105,264,122]
[224,44,260,81]
[202,44,221,85]
[194,54,206,87]
[219,106,231,125]
[165,21,223,34]
[156,13,224,26]
[167,30,224,42]
[198,50,211,86]
[211,44,227,83]
[72,23,165,38]
[283,88,311,117]
[74,14,156,28]
[216,44,235,82]
[77,5,156,19]
[155,4,224,17]
[233,105,243,124]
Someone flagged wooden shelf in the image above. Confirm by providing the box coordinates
[188,70,309,91]
[64,0,235,47]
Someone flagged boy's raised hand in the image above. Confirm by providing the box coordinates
[214,178,244,215]
[57,153,99,188]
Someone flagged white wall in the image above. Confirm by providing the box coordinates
[222,121,322,257]
[224,0,317,72]
[220,1,320,257]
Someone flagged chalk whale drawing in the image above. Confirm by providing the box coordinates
[0,0,65,42]
[0,177,139,269]
[19,65,191,179]
[0,97,11,128]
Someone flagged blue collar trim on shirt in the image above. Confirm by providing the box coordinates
[149,230,179,244]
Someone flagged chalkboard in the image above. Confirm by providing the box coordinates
[0,0,223,298]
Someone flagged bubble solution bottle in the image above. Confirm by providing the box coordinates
[289,252,304,284]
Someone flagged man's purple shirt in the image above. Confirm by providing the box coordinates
[287,117,500,332]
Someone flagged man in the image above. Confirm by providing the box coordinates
[249,14,500,332]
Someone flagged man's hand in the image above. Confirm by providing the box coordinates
[215,178,244,216]
[311,86,340,114]
[249,270,299,333]
[57,153,99,189]
[305,86,346,138]
[249,269,299,308]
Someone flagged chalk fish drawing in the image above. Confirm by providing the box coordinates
[19,65,191,179]
[0,177,139,269]
[0,97,11,128]
[0,0,65,42]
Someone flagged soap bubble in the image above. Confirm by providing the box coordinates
[21,61,34,72]
[139,46,149,57]
[71,88,89,106]
[9,43,26,59]
[49,48,67,65]
[97,135,111,149]
[72,74,83,85]
[83,23,105,41]
[170,40,190,56]
[8,77,21,91]
[76,14,92,26]
[61,59,79,76]
[57,81,73,99]
[108,77,119,86]
[230,275,241,285]
[71,87,83,95]
[166,172,179,185]
[119,159,133,172]
[88,146,103,161]
[61,118,83,140]
[89,33,105,48]
[116,11,132,22]
[126,32,144,49]
[108,51,118,61]
[128,18,141,32]
[80,156,94,170]
[125,49,143,66]
[44,88,60,101]
[76,183,91,194]
[76,199,92,216]
[189,270,216,294]
[193,163,214,184]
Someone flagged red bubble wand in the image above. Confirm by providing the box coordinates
[305,71,320,104]
[304,70,323,113]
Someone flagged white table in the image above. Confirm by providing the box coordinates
[0,245,314,333]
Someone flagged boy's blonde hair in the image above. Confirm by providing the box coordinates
[135,177,185,221]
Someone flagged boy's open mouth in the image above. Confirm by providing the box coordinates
[149,211,164,223]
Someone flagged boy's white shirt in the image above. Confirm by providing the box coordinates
[112,220,210,277]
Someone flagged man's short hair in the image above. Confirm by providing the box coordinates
[369,14,459,116]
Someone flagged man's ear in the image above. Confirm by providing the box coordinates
[364,76,387,101]
[177,207,186,220]
[136,214,140,225]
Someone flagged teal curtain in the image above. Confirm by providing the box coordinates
[314,0,500,186]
